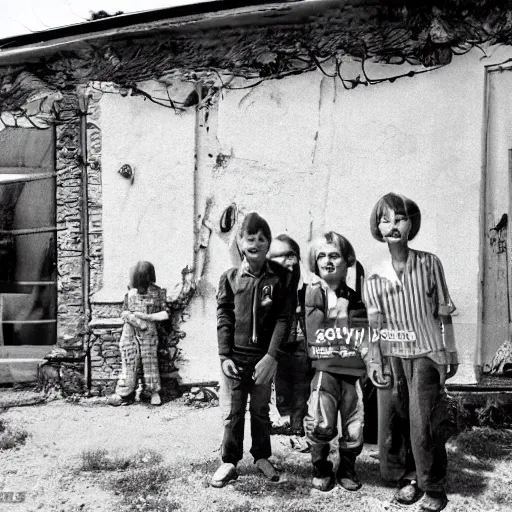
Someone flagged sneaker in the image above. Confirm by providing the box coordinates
[290,435,311,453]
[336,468,362,492]
[394,480,424,505]
[255,459,280,482]
[312,473,335,492]
[150,393,162,406]
[419,491,448,512]
[211,463,238,488]
[108,393,134,406]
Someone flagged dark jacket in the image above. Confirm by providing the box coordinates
[217,260,295,361]
[305,261,368,376]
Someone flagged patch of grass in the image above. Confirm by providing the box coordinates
[112,465,177,499]
[128,494,180,512]
[80,448,163,472]
[223,501,261,512]
[0,418,29,450]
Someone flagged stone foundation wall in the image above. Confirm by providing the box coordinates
[88,317,182,397]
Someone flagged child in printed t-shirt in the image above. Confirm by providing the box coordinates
[268,234,312,452]
[363,193,458,512]
[211,213,295,488]
[303,231,367,492]
[109,261,170,407]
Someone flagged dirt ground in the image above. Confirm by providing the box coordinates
[0,391,511,512]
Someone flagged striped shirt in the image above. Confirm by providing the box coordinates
[363,249,457,365]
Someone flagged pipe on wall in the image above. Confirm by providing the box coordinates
[78,91,92,391]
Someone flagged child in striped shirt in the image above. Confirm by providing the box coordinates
[363,193,458,512]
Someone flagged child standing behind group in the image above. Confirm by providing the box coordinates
[268,234,311,451]
[211,213,295,488]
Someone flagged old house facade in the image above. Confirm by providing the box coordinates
[1,0,512,391]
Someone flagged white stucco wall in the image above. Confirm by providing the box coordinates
[94,85,195,301]
[179,47,512,385]
[97,47,512,385]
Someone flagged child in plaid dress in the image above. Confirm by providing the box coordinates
[109,261,170,406]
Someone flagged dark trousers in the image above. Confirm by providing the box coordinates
[219,358,272,464]
[275,352,312,431]
[377,357,449,493]
[304,371,364,477]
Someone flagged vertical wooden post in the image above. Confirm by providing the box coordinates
[507,149,512,337]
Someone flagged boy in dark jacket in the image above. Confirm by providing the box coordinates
[211,213,295,488]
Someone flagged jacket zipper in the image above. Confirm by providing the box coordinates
[251,275,262,345]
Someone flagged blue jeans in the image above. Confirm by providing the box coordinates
[377,357,450,493]
[219,357,272,464]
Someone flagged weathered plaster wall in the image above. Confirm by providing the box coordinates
[93,86,195,303]
[87,82,196,393]
[183,47,512,385]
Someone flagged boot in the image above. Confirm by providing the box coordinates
[337,453,362,491]
[312,459,335,492]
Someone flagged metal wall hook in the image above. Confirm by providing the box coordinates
[118,164,134,184]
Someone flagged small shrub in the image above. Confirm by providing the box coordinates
[451,426,512,459]
[0,419,29,450]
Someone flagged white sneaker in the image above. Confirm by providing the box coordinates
[150,393,161,406]
[211,463,238,488]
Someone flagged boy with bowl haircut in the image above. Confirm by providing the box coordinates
[363,193,458,512]
[211,212,295,488]
[303,231,367,492]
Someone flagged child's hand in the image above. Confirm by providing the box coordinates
[367,362,392,389]
[327,297,349,320]
[253,354,277,385]
[440,364,458,386]
[221,359,241,380]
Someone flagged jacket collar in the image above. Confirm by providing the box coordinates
[239,258,276,279]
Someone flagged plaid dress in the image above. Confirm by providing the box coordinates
[116,284,169,397]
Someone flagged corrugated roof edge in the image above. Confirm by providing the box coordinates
[0,0,305,50]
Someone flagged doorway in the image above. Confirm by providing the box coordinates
[0,127,57,383]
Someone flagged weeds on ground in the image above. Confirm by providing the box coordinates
[451,427,512,460]
[0,418,29,450]
[80,447,180,511]
[112,465,180,512]
[80,448,163,471]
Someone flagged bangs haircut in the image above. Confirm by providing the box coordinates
[307,231,356,276]
[370,192,421,242]
[274,233,301,261]
[239,212,272,243]
[131,261,156,294]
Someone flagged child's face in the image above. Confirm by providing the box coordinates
[269,239,298,272]
[316,242,347,283]
[378,206,412,245]
[240,229,270,267]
